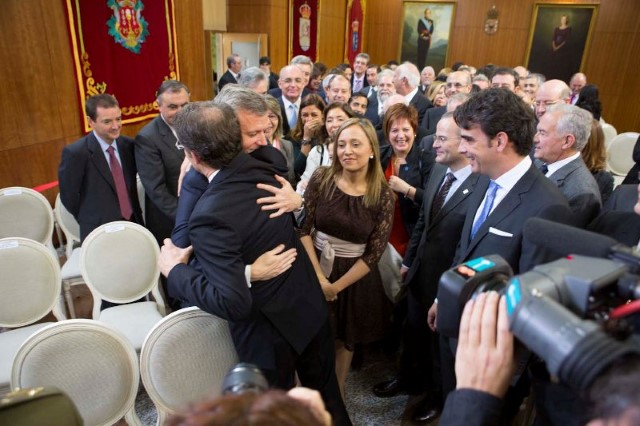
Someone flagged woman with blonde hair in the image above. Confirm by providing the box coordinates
[426,81,447,107]
[299,118,394,397]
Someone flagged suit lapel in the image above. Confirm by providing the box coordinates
[422,164,446,221]
[548,157,580,188]
[156,117,183,162]
[463,166,537,256]
[430,172,479,230]
[87,133,116,191]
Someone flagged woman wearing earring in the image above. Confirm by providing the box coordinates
[299,118,394,398]
[379,103,434,256]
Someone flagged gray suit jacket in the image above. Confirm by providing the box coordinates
[546,156,602,227]
[135,115,185,243]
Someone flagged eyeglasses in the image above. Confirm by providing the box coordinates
[281,78,304,84]
[446,82,465,89]
[534,99,561,108]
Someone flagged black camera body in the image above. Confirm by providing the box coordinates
[436,254,640,390]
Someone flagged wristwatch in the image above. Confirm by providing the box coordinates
[301,139,311,146]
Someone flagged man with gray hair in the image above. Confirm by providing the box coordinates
[290,54,314,87]
[393,62,432,124]
[534,79,572,119]
[364,69,396,126]
[218,53,243,91]
[159,98,351,425]
[237,66,269,95]
[523,73,545,103]
[569,72,587,104]
[419,66,435,94]
[421,70,472,134]
[534,103,601,225]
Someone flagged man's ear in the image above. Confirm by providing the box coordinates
[563,134,576,150]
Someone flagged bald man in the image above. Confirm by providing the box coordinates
[534,79,571,119]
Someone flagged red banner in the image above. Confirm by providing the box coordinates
[345,0,365,65]
[289,0,319,62]
[65,0,179,131]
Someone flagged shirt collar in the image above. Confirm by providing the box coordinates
[282,96,301,110]
[546,152,580,176]
[404,87,419,103]
[494,156,532,194]
[93,131,116,152]
[449,164,472,183]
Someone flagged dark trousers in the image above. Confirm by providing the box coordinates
[399,291,442,401]
[263,319,352,426]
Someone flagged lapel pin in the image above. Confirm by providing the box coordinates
[463,189,469,194]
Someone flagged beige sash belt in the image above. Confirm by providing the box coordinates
[313,231,366,278]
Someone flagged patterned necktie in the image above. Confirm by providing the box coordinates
[354,78,362,92]
[540,163,549,175]
[430,172,456,220]
[106,145,133,220]
[288,104,298,130]
[470,180,500,240]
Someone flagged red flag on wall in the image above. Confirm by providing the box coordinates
[65,0,179,131]
[345,0,365,65]
[289,0,319,62]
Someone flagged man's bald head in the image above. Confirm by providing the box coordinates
[535,79,571,119]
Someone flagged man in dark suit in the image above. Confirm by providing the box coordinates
[393,62,432,126]
[350,53,370,93]
[259,56,279,91]
[158,100,350,425]
[268,64,305,138]
[59,94,143,241]
[373,112,480,423]
[364,69,396,127]
[434,89,572,408]
[534,104,602,227]
[135,80,189,244]
[218,53,242,92]
[420,71,472,134]
[417,8,434,70]
[361,63,380,99]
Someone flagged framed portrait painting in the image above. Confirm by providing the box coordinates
[399,2,456,72]
[525,3,598,83]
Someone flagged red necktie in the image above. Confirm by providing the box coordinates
[106,145,133,220]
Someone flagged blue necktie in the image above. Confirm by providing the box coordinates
[288,104,298,130]
[470,180,499,240]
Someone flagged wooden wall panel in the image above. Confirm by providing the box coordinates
[365,0,640,132]
[317,0,348,67]
[0,0,208,194]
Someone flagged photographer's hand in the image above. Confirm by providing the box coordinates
[455,292,515,398]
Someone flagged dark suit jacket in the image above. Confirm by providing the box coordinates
[603,184,636,213]
[409,91,432,127]
[544,157,602,227]
[135,115,185,243]
[167,147,328,370]
[588,210,640,247]
[268,72,279,91]
[420,134,435,154]
[379,143,434,236]
[453,164,572,274]
[364,95,381,127]
[218,70,237,91]
[58,133,143,241]
[271,95,307,138]
[404,164,480,305]
[350,73,369,93]
[420,105,446,135]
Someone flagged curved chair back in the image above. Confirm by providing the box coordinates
[607,132,640,176]
[80,221,163,309]
[140,307,239,424]
[601,123,617,149]
[0,187,55,252]
[54,194,81,259]
[0,237,63,327]
[11,320,141,426]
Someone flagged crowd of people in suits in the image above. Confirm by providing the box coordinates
[57,50,640,425]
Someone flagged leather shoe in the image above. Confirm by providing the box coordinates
[373,377,414,398]
[412,398,441,424]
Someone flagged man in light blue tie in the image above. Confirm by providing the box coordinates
[431,88,573,418]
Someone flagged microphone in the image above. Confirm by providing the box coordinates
[523,218,620,258]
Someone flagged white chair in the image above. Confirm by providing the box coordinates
[0,187,56,255]
[601,123,617,150]
[80,221,166,350]
[607,132,640,177]
[140,307,239,425]
[0,237,65,389]
[54,194,84,318]
[11,319,141,426]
